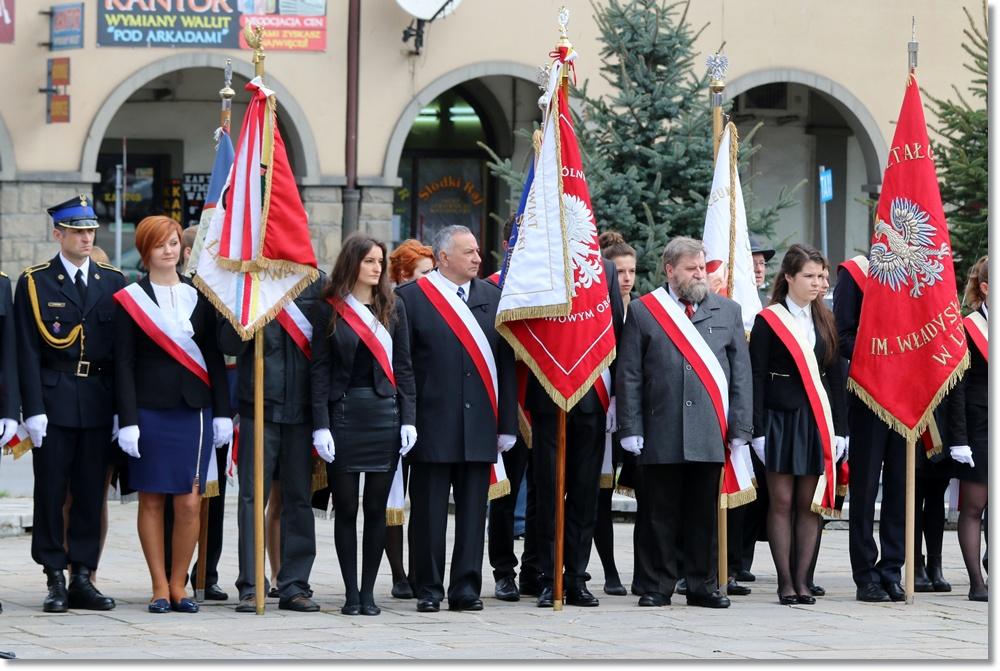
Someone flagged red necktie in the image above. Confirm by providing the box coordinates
[680,299,695,319]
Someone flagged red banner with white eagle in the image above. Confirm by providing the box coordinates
[847,74,968,441]
[495,45,616,411]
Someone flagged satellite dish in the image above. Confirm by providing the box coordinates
[396,0,462,22]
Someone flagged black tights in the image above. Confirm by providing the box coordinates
[593,487,621,584]
[958,481,988,594]
[332,470,394,606]
[915,475,950,559]
[766,472,821,597]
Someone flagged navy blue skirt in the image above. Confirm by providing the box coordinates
[129,406,214,495]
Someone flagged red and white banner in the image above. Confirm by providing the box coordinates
[276,301,313,360]
[596,369,616,490]
[114,284,210,386]
[496,45,616,411]
[330,294,395,388]
[965,312,988,363]
[839,255,870,293]
[760,304,838,516]
[386,460,406,526]
[3,425,32,459]
[847,74,968,442]
[640,287,756,507]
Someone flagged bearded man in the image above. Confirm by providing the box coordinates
[615,236,753,609]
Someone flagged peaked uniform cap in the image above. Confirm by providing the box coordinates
[47,194,99,229]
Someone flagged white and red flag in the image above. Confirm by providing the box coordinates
[495,43,615,410]
[847,74,968,441]
[703,123,760,332]
[194,77,318,339]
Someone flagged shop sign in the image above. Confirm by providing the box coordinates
[51,3,84,50]
[0,0,14,44]
[97,0,327,51]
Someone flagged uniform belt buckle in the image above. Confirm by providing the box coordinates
[75,360,91,377]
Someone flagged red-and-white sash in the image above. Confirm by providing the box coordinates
[416,272,498,418]
[276,301,313,360]
[965,311,988,364]
[329,294,396,389]
[114,284,210,386]
[596,368,614,489]
[839,255,869,293]
[759,304,837,515]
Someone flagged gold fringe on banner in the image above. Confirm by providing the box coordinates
[725,122,739,297]
[488,479,511,501]
[311,456,328,493]
[720,486,757,510]
[518,408,533,449]
[615,485,635,499]
[599,473,614,489]
[203,480,220,498]
[837,483,849,497]
[5,440,32,460]
[810,473,842,518]
[386,508,405,527]
[923,416,944,458]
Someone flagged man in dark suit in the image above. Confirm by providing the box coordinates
[16,195,125,612]
[616,236,753,609]
[395,225,518,612]
[527,258,624,608]
[834,261,906,602]
[0,269,20,616]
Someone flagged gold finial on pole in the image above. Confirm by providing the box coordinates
[244,22,266,79]
[557,6,571,48]
[220,58,235,134]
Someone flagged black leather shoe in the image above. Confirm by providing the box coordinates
[391,580,415,599]
[726,579,751,596]
[416,598,439,613]
[675,578,688,595]
[279,594,320,612]
[268,587,280,599]
[778,594,798,605]
[735,570,756,582]
[856,583,890,602]
[927,564,952,592]
[341,602,361,616]
[796,594,816,605]
[203,584,229,601]
[494,576,520,602]
[170,597,199,613]
[637,592,670,607]
[536,587,554,608]
[235,596,256,613]
[686,591,730,609]
[448,597,483,612]
[519,577,541,597]
[566,586,599,607]
[883,582,905,602]
[360,603,381,616]
[43,568,68,613]
[67,567,115,611]
[969,588,988,602]
[603,581,628,596]
[808,583,826,597]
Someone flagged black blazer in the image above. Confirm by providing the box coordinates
[749,306,848,438]
[0,275,19,420]
[964,308,988,409]
[833,266,863,361]
[114,275,229,427]
[395,275,517,463]
[309,296,416,430]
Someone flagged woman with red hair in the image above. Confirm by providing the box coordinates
[113,216,231,614]
[389,239,434,286]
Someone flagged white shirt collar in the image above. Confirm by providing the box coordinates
[59,253,90,285]
[435,269,472,301]
[666,284,698,311]
[784,295,811,319]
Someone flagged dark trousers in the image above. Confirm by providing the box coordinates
[520,448,541,583]
[848,400,906,586]
[532,410,604,589]
[408,461,490,603]
[32,425,113,571]
[235,419,316,600]
[487,437,530,580]
[635,462,722,597]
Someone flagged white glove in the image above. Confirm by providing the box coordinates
[212,417,234,448]
[605,396,618,434]
[118,425,141,459]
[950,445,975,467]
[620,435,643,455]
[25,414,47,448]
[497,434,516,453]
[400,424,417,456]
[843,436,850,462]
[313,428,335,463]
[111,414,120,442]
[0,418,17,449]
[751,436,766,464]
[728,438,748,452]
[834,436,847,463]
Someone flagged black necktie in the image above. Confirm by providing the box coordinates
[75,268,87,304]
[457,286,466,302]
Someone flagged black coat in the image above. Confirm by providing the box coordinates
[395,275,517,463]
[749,306,848,438]
[0,275,19,420]
[833,266,863,360]
[963,308,988,449]
[309,296,416,430]
[15,255,126,428]
[525,258,625,416]
[114,275,230,427]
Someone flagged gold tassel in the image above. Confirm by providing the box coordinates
[836,483,849,497]
[488,479,511,501]
[614,485,635,499]
[311,457,328,493]
[385,508,405,527]
[518,409,533,449]
[202,480,220,498]
[599,473,614,489]
[719,486,757,510]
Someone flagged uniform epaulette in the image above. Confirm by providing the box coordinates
[22,261,50,276]
[95,261,124,275]
[0,271,8,278]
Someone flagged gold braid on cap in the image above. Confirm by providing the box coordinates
[26,271,84,350]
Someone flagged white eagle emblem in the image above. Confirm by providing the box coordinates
[562,193,603,291]
[869,197,951,298]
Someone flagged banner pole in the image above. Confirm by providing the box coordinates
[254,329,266,615]
[905,438,916,603]
[553,408,567,611]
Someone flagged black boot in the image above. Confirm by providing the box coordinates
[43,568,68,613]
[913,554,933,593]
[68,566,115,610]
[926,554,951,592]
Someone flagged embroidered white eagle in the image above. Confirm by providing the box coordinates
[562,193,603,292]
[869,197,951,298]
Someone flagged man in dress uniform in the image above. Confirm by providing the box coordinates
[222,273,325,613]
[0,266,20,616]
[835,258,905,602]
[616,236,752,609]
[16,195,125,612]
[395,225,518,612]
[526,258,624,608]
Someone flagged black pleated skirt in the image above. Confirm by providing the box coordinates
[330,387,399,474]
[763,406,825,476]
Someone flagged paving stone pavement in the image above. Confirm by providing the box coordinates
[0,496,988,660]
